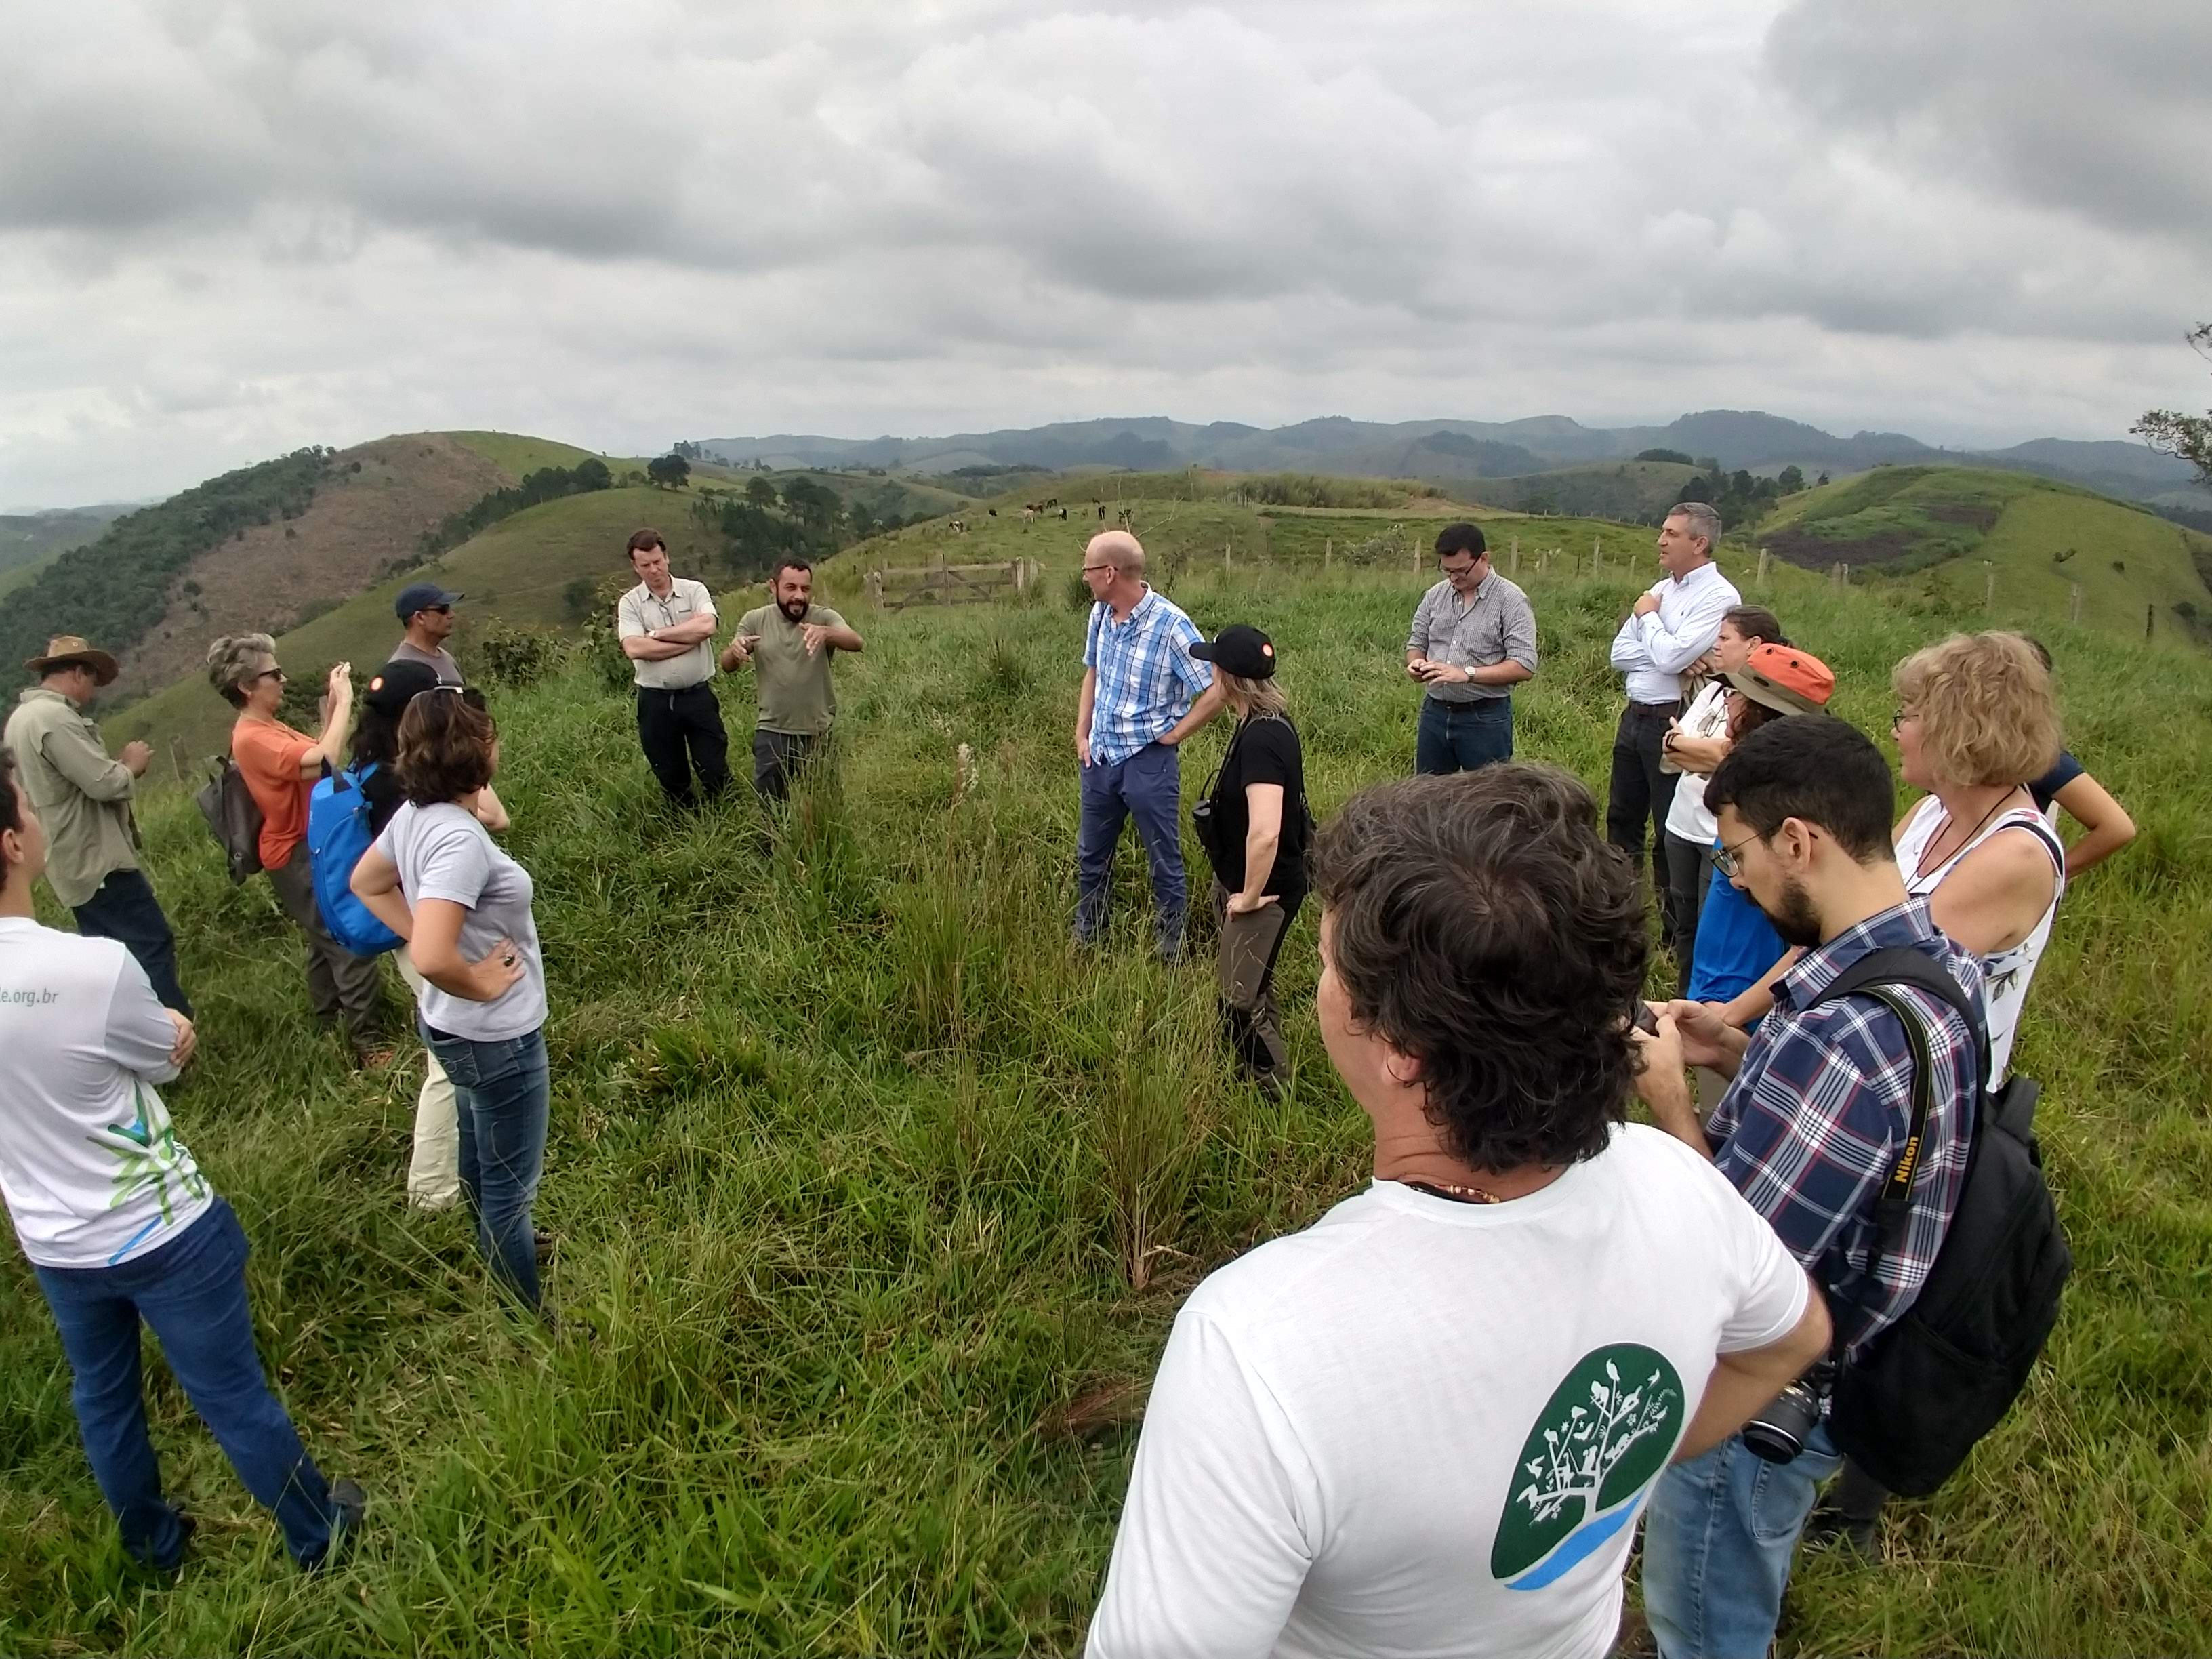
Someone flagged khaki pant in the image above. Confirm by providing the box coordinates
[396,956,463,1212]
[264,842,384,1036]
[1212,880,1301,1086]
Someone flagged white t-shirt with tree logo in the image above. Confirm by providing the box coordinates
[0,918,211,1269]
[1086,1123,1808,1659]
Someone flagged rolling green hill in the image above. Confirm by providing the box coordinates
[1760,466,2212,644]
[104,484,720,764]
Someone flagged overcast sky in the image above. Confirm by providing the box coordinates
[3,0,2208,508]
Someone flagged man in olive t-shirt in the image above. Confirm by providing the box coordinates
[718,558,865,804]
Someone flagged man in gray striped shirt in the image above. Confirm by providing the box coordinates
[1404,523,1538,774]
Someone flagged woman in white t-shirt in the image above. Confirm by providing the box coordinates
[1659,605,1784,992]
[351,689,550,1315]
[1891,631,2066,1085]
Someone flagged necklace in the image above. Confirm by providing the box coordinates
[1401,1176,1504,1206]
[1917,788,2022,880]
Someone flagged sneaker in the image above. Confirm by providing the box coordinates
[304,1478,368,1573]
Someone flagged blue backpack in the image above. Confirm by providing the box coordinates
[308,764,403,957]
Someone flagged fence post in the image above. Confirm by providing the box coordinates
[1510,535,1519,575]
[1592,535,1601,571]
[1983,562,1996,610]
[1324,536,1332,571]
[1412,537,1422,573]
[866,570,883,609]
[2146,603,2155,643]
[1225,540,1233,574]
[2069,583,2082,625]
[1757,547,1770,586]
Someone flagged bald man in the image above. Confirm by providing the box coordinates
[1072,532,1224,960]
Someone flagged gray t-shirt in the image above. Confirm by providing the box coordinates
[388,638,464,686]
[375,802,546,1042]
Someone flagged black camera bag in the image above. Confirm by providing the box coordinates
[1811,947,2071,1497]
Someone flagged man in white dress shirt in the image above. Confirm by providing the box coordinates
[1607,502,1740,954]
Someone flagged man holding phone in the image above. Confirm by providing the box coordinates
[1405,523,1538,775]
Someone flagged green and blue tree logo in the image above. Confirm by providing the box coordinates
[1491,1344,1685,1591]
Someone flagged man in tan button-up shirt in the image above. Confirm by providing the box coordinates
[3,636,190,1013]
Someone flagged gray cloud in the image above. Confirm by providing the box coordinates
[3,0,2209,507]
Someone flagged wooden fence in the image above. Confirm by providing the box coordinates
[867,558,1042,611]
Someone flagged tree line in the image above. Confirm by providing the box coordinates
[0,447,335,689]
[417,457,615,560]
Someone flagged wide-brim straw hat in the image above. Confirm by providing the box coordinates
[25,635,119,686]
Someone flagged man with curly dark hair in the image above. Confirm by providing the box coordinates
[1088,764,1831,1659]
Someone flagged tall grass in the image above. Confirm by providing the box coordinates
[3,550,2209,1655]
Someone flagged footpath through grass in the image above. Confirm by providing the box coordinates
[3,553,2209,1656]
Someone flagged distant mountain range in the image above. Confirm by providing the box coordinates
[695,410,2208,514]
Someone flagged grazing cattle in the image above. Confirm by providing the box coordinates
[1022,506,1038,523]
[1044,497,1059,509]
[1059,506,1068,520]
[1115,507,1134,529]
[1096,503,1107,520]
[989,507,998,517]
[949,519,966,535]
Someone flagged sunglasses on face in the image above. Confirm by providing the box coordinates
[255,668,287,684]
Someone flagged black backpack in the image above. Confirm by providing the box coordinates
[1811,947,2072,1497]
[194,756,265,885]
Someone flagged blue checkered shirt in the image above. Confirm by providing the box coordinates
[1706,899,1982,1359]
[1082,588,1210,766]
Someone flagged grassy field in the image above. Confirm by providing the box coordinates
[6,539,2209,1656]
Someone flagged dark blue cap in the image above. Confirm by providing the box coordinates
[395,582,463,621]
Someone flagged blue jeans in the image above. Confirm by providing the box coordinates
[73,867,192,1017]
[32,1198,343,1570]
[1415,695,1513,775]
[1641,1425,1843,1658]
[1075,742,1187,957]
[421,1024,550,1311]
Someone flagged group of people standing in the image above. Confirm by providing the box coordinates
[1,499,2136,1645]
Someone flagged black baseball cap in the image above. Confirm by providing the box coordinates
[1189,623,1277,680]
[395,581,463,621]
[361,658,444,717]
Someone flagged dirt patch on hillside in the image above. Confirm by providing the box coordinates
[1764,525,1920,569]
[117,435,513,699]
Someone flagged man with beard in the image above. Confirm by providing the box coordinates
[1629,715,1982,1659]
[719,557,863,804]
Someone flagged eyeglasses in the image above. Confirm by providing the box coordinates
[1713,833,1762,879]
[1081,564,1113,576]
[254,668,287,684]
[1891,707,1917,731]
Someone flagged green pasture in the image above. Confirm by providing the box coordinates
[6,542,2209,1655]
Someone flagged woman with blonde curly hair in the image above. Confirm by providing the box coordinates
[1890,630,2066,1085]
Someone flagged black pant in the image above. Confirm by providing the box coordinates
[73,868,192,1017]
[1664,832,1716,996]
[752,729,820,805]
[1607,701,1685,948]
[636,682,731,806]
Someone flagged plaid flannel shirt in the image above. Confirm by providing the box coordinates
[1082,588,1210,766]
[1706,899,1982,1358]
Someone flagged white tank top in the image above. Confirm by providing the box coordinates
[1894,795,2065,1084]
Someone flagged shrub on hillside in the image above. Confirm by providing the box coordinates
[581,571,640,693]
[476,622,567,689]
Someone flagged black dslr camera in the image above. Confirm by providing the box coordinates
[1742,1360,1837,1464]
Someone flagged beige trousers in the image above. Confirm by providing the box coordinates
[395,956,462,1211]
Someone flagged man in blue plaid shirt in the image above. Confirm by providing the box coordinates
[1073,531,1224,958]
[1632,715,1980,1659]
